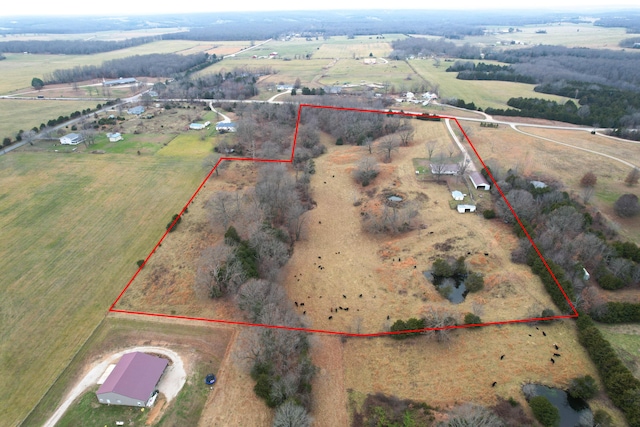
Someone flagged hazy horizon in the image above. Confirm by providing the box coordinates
[2,2,640,18]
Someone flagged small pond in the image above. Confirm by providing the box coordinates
[423,271,468,304]
[523,384,592,427]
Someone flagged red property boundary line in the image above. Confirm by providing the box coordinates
[109,103,578,337]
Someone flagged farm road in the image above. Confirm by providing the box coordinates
[43,346,186,427]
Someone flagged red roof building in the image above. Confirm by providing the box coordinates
[96,352,168,407]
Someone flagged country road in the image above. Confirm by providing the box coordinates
[1,94,637,169]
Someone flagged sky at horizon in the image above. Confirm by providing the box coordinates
[2,1,640,18]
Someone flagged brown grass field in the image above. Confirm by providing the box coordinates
[463,122,640,243]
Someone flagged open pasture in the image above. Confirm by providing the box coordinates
[0,99,97,142]
[0,150,204,426]
[0,40,210,94]
[467,123,640,242]
[468,22,630,49]
[409,59,570,109]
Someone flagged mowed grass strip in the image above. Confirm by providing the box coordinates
[0,152,204,426]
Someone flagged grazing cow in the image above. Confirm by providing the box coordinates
[542,331,547,336]
[500,355,505,360]
[328,316,333,320]
[536,327,539,330]
[295,302,298,307]
[387,315,390,320]
[553,353,561,357]
[330,308,333,313]
[343,295,347,299]
[399,258,401,261]
[554,344,559,350]
[339,306,343,310]
[492,382,497,387]
[318,256,321,259]
[414,266,417,269]
[359,294,363,298]
[303,311,306,315]
[528,334,532,337]
[300,303,304,307]
[550,358,555,364]
[344,308,349,311]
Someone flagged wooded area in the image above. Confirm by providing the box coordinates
[0,37,158,54]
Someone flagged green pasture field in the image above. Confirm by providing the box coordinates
[157,132,217,157]
[0,40,210,94]
[0,150,205,426]
[0,99,98,142]
[597,324,640,379]
[467,22,630,49]
[408,59,570,109]
[88,133,176,155]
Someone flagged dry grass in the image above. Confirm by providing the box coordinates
[465,122,640,243]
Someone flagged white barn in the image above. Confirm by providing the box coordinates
[457,204,477,213]
[107,132,123,142]
[469,172,491,190]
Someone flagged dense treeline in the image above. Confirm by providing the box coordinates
[445,60,536,83]
[620,36,640,48]
[0,37,158,54]
[390,38,482,60]
[485,98,585,125]
[44,53,211,84]
[154,66,266,100]
[592,302,640,323]
[486,45,640,91]
[595,14,640,33]
[576,314,640,426]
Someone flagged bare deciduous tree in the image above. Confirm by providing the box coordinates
[580,171,597,187]
[624,167,640,187]
[495,189,537,224]
[445,403,505,427]
[354,156,380,186]
[398,126,414,146]
[377,135,399,162]
[421,307,458,343]
[273,401,312,427]
[425,140,438,161]
[208,191,241,230]
[194,244,233,298]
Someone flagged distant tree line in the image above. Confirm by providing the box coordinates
[485,45,640,91]
[446,60,536,83]
[619,36,640,48]
[390,37,483,60]
[44,53,212,84]
[595,15,640,33]
[0,37,159,55]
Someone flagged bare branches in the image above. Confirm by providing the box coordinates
[377,135,399,162]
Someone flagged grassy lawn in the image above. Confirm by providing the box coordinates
[596,324,640,380]
[157,133,216,157]
[88,133,176,155]
[24,317,232,426]
[0,151,205,426]
[0,99,98,142]
[57,387,149,427]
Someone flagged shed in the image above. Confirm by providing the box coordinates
[530,180,547,189]
[457,204,476,213]
[104,77,137,86]
[452,191,464,201]
[96,352,168,407]
[189,121,210,130]
[469,172,491,190]
[107,132,123,142]
[59,133,84,145]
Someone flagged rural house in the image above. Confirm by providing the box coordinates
[469,172,491,190]
[59,133,84,145]
[215,122,237,132]
[96,352,168,407]
[430,163,460,175]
